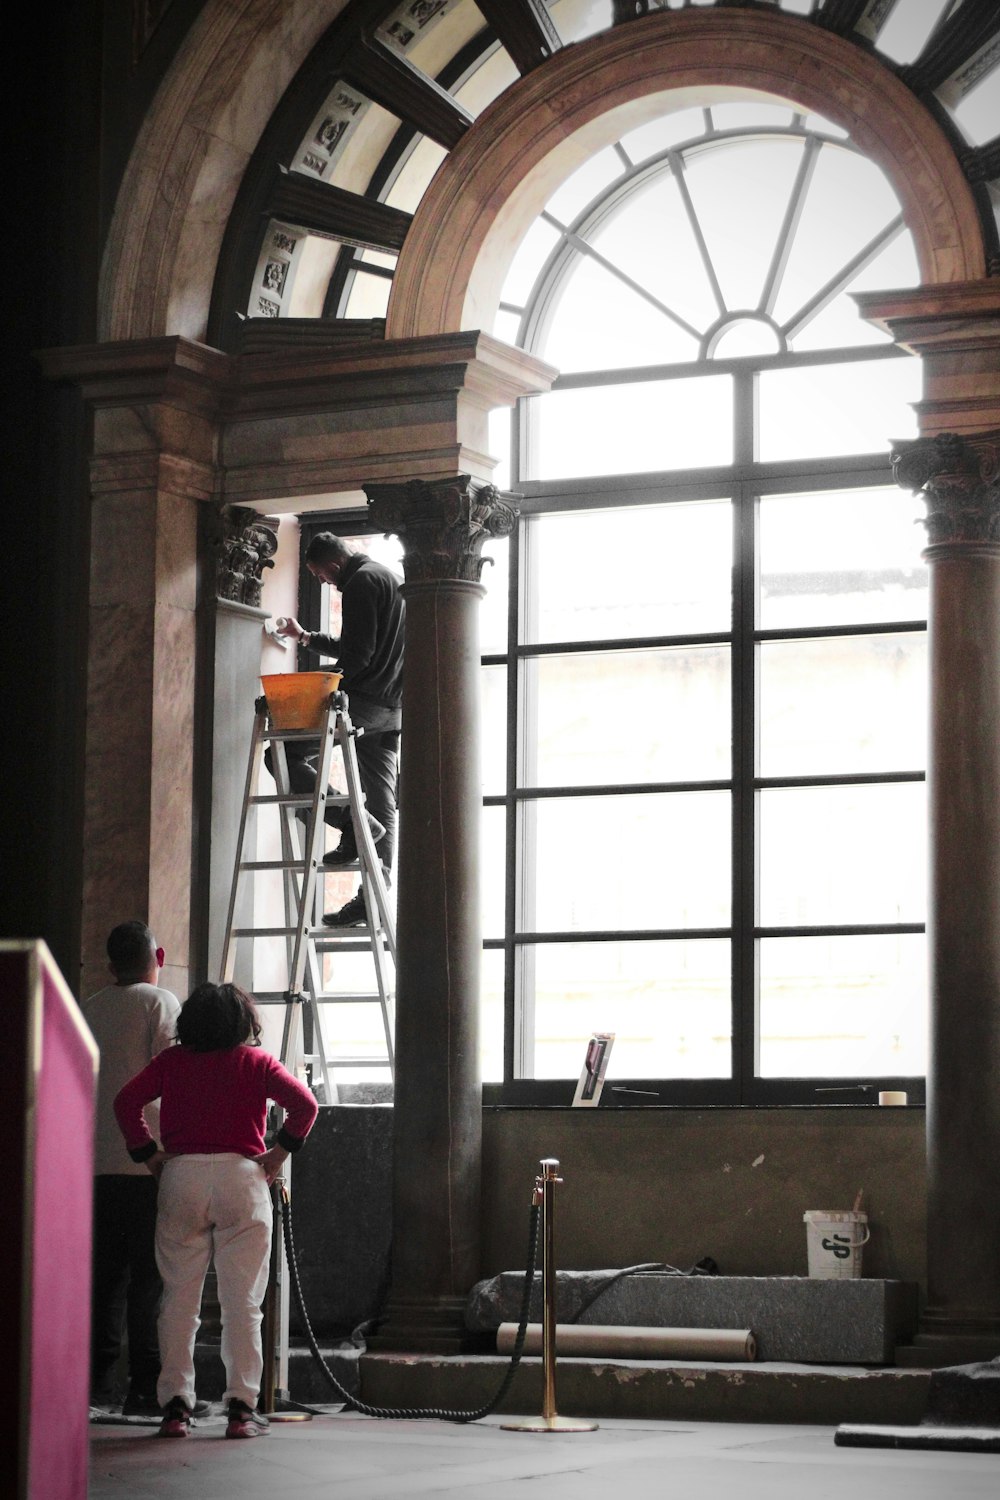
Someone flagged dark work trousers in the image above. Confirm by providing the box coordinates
[91,1174,162,1397]
[265,695,401,872]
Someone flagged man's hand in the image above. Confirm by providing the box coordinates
[274,616,306,642]
[257,1145,290,1186]
[145,1150,169,1181]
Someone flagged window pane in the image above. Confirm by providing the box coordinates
[760,783,926,926]
[524,501,732,643]
[528,939,731,1079]
[521,791,731,932]
[479,946,505,1084]
[758,358,920,460]
[481,665,507,797]
[479,536,509,654]
[759,488,928,629]
[316,947,394,1084]
[482,802,506,940]
[527,377,733,480]
[587,173,721,335]
[538,256,700,372]
[771,145,902,333]
[684,137,807,313]
[523,647,730,787]
[760,633,927,776]
[758,934,927,1077]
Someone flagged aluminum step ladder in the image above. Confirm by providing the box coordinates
[220,688,396,1102]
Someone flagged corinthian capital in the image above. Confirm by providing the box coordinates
[893,432,1000,550]
[365,475,519,584]
[215,506,278,606]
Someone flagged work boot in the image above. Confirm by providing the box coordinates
[322,817,386,866]
[322,891,368,927]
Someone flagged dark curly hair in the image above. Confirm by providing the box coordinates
[176,982,263,1052]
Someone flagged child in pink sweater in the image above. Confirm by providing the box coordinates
[114,982,318,1439]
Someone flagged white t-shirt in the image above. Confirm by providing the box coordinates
[82,981,181,1175]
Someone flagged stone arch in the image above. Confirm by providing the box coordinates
[98,0,340,342]
[387,9,986,341]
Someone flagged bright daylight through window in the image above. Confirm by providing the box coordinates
[481,98,928,1104]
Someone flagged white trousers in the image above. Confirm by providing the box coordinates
[155,1153,272,1410]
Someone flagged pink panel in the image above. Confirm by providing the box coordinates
[3,945,97,1500]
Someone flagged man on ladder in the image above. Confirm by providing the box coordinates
[273,533,404,927]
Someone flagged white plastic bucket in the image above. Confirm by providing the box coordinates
[803,1210,869,1279]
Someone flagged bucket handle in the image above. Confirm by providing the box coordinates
[819,1225,870,1249]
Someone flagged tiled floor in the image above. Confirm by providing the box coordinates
[89,1408,999,1500]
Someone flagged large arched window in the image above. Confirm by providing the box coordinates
[478,97,929,1105]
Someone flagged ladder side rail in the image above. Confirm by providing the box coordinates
[268,737,315,1087]
[338,709,397,954]
[302,935,336,1104]
[267,734,303,991]
[287,696,340,993]
[360,863,396,1072]
[221,704,269,983]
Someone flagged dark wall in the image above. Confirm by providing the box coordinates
[5,4,209,986]
[288,1104,926,1337]
[482,1107,927,1287]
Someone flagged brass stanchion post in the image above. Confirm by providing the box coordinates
[261,1178,311,1422]
[503,1158,598,1433]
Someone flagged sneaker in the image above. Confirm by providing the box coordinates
[322,891,367,927]
[226,1399,270,1439]
[157,1396,192,1438]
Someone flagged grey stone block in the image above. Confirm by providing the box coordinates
[286,1105,393,1337]
[466,1271,919,1364]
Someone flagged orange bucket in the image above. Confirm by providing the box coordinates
[261,672,342,730]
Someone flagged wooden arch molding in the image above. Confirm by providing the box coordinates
[387,8,986,341]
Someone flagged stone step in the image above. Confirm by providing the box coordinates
[466,1272,920,1364]
[356,1352,932,1426]
[194,1338,930,1424]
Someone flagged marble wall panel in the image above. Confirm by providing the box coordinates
[90,493,158,608]
[149,600,198,986]
[221,396,460,468]
[155,491,200,612]
[81,602,155,995]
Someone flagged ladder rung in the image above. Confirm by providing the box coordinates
[250,991,312,1005]
[265,726,337,740]
[240,859,313,871]
[231,926,304,938]
[314,992,395,1005]
[313,927,375,941]
[250,793,349,806]
[323,1058,393,1069]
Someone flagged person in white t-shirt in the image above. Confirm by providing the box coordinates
[82,921,181,1414]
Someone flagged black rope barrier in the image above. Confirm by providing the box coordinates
[279,1186,541,1422]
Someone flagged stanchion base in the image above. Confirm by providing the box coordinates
[501,1415,599,1433]
[266,1412,313,1423]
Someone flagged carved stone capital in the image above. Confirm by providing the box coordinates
[893,431,1000,552]
[365,475,518,584]
[214,506,278,606]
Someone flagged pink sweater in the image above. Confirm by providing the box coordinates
[114,1043,318,1161]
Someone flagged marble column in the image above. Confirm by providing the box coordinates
[365,475,517,1352]
[80,455,211,1000]
[894,431,1000,1364]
